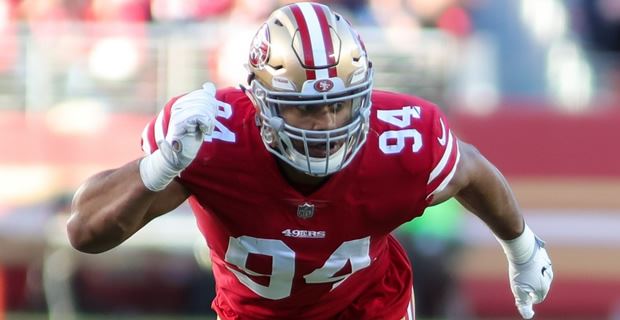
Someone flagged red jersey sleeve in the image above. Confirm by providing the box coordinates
[140,96,180,155]
[424,106,460,201]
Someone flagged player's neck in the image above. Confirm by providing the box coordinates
[276,160,330,195]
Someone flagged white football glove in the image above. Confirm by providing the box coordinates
[140,82,222,191]
[507,237,554,319]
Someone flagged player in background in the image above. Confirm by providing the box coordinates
[67,2,553,319]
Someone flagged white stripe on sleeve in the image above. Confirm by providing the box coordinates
[427,129,454,184]
[427,142,461,199]
[141,124,152,154]
[154,109,165,143]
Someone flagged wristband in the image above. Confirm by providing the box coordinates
[497,223,536,264]
[139,150,180,191]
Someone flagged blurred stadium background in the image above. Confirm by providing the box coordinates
[0,0,619,319]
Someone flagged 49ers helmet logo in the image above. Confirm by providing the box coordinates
[313,79,334,92]
[249,24,270,69]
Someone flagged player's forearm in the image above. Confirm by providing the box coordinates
[455,145,524,240]
[67,159,158,253]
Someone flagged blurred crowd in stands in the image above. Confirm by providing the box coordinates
[1,0,620,318]
[0,0,473,28]
[0,0,617,50]
[1,0,619,114]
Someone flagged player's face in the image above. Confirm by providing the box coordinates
[278,100,354,157]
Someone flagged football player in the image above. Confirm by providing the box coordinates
[67,2,553,319]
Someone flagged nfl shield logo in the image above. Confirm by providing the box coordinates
[297,203,315,219]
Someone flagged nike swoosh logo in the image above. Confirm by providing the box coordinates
[437,118,447,146]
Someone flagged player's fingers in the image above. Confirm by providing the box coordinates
[197,101,225,135]
[514,285,535,319]
[514,284,533,303]
[202,82,216,96]
[194,114,214,135]
[516,302,534,319]
[185,123,197,133]
[180,114,208,133]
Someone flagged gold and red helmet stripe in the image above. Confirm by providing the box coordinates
[289,2,338,80]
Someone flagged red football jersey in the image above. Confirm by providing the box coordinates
[141,88,460,320]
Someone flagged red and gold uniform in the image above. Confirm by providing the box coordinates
[141,88,459,320]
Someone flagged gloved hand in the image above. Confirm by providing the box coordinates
[140,82,220,191]
[508,237,554,319]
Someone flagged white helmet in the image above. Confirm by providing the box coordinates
[245,2,373,176]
